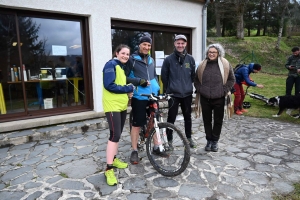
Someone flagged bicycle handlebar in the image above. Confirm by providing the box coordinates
[140,93,173,101]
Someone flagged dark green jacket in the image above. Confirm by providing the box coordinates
[285,55,300,77]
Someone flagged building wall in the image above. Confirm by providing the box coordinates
[0,0,203,113]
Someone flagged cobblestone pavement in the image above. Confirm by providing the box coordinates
[0,114,300,200]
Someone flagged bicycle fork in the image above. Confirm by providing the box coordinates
[154,116,168,152]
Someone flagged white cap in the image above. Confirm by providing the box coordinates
[174,34,187,42]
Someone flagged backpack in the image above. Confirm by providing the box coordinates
[233,64,246,74]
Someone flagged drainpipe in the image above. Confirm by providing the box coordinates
[202,0,211,60]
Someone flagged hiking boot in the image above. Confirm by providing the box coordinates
[130,151,139,164]
[187,138,196,148]
[153,147,169,157]
[211,141,218,152]
[112,158,128,169]
[235,110,243,115]
[105,168,117,186]
[205,140,211,151]
[240,109,248,113]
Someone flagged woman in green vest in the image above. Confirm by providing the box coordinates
[103,44,134,186]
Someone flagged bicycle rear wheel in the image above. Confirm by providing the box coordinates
[146,122,190,177]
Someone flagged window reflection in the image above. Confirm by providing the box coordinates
[20,17,85,110]
[0,13,25,113]
[0,14,86,117]
[111,29,151,55]
[154,32,176,56]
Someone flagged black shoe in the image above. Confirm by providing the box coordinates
[130,151,139,164]
[187,138,196,148]
[205,140,211,151]
[153,147,169,157]
[211,141,218,152]
[292,114,300,118]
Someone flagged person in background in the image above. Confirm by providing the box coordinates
[75,56,85,105]
[285,47,300,96]
[161,34,196,148]
[124,35,165,165]
[103,44,134,186]
[68,56,84,105]
[233,63,263,115]
[194,43,235,152]
[55,56,68,107]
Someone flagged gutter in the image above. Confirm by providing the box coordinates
[202,0,211,60]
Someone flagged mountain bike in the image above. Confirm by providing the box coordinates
[129,93,190,177]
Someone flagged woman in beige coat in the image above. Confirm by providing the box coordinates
[194,43,235,152]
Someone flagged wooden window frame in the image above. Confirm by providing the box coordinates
[0,7,93,123]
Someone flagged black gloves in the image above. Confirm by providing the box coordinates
[139,79,148,87]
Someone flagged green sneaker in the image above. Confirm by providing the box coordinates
[112,158,128,169]
[105,168,117,186]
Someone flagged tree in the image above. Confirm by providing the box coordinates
[235,0,250,39]
[0,14,45,81]
[275,0,290,50]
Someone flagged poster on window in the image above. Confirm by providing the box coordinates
[155,51,164,59]
[52,45,67,56]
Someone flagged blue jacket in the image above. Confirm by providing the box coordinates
[234,63,257,87]
[124,51,160,100]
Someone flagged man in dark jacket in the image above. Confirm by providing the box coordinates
[161,34,196,148]
[285,47,300,96]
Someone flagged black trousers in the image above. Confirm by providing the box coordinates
[166,95,192,141]
[200,95,225,142]
[286,75,300,96]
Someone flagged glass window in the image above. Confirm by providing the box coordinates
[111,30,152,55]
[20,17,85,110]
[111,20,192,94]
[0,9,91,122]
[0,13,25,114]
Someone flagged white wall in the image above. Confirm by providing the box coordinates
[0,0,203,112]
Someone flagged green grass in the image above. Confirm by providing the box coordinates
[241,73,300,124]
[274,183,300,200]
[207,36,300,75]
[59,173,68,178]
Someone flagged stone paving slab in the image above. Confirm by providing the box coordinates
[0,114,300,199]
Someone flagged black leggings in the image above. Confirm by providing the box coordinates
[106,110,127,142]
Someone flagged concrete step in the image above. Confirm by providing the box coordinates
[0,117,109,148]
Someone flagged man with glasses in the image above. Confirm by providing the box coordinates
[161,34,196,148]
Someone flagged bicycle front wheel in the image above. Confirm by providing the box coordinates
[146,122,190,177]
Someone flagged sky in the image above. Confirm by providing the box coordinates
[32,17,82,56]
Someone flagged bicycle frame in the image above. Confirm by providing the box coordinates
[142,94,169,152]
